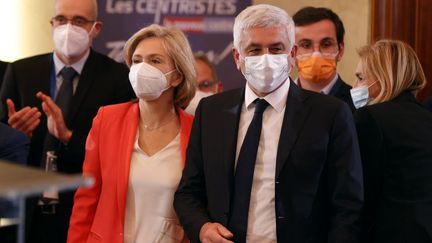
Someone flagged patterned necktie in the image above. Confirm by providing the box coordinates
[228,98,269,243]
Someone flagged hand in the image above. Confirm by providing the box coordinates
[36,91,72,144]
[7,98,41,137]
[199,222,233,243]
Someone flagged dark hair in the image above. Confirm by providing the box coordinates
[293,7,345,45]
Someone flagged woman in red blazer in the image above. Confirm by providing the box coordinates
[67,24,196,243]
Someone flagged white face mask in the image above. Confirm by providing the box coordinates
[53,23,92,58]
[243,54,290,93]
[350,82,376,109]
[184,90,215,115]
[129,62,175,101]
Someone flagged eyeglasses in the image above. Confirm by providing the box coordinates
[198,80,218,92]
[51,15,95,27]
[296,40,339,59]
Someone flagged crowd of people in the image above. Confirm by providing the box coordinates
[0,1,431,243]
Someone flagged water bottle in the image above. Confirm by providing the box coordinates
[38,151,59,214]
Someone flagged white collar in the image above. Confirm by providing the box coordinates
[53,49,90,76]
[244,78,290,113]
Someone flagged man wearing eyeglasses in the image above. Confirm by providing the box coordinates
[185,52,223,115]
[0,0,135,242]
[293,7,355,111]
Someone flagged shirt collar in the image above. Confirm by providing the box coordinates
[320,73,339,95]
[294,73,339,95]
[244,77,290,113]
[53,50,90,76]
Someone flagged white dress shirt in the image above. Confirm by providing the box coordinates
[235,79,290,243]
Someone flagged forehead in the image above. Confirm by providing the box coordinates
[195,60,213,81]
[133,37,169,57]
[295,19,337,42]
[55,0,96,19]
[240,26,289,49]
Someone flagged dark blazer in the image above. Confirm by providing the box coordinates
[424,96,432,111]
[0,122,29,164]
[329,76,355,112]
[0,50,135,243]
[174,81,364,243]
[0,60,7,88]
[355,91,432,243]
[0,122,29,219]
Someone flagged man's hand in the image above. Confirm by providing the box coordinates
[199,222,234,243]
[7,98,41,137]
[36,92,72,144]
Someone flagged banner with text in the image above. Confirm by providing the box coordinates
[94,0,252,90]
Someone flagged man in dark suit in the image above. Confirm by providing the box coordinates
[174,4,363,243]
[293,7,355,111]
[0,0,134,242]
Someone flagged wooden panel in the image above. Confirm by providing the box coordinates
[371,0,432,101]
[415,0,432,100]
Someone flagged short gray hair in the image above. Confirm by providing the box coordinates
[233,4,295,51]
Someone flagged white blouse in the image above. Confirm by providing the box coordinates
[124,132,186,243]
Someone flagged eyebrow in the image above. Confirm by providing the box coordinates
[246,42,285,48]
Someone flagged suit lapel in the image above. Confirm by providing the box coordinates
[116,103,139,228]
[221,89,244,192]
[276,82,311,178]
[67,50,97,122]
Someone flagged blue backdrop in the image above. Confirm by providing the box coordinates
[94,0,252,90]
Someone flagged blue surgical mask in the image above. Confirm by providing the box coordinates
[350,82,376,109]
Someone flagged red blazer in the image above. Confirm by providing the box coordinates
[67,102,194,243]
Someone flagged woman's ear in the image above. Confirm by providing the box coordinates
[170,70,182,87]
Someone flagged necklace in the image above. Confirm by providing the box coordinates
[141,113,177,131]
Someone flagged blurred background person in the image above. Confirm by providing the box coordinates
[293,7,355,111]
[68,24,195,243]
[352,39,432,243]
[0,123,29,243]
[0,0,135,241]
[185,51,222,115]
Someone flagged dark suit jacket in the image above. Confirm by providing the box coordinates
[355,91,432,243]
[174,81,364,243]
[424,96,432,111]
[0,122,29,218]
[329,76,355,112]
[0,60,8,88]
[0,122,29,164]
[0,50,135,243]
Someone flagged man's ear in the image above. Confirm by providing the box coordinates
[90,21,103,38]
[337,42,345,62]
[232,47,241,70]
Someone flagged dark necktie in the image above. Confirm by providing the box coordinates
[40,67,77,165]
[56,67,77,118]
[228,98,269,243]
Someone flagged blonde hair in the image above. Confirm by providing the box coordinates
[124,24,196,109]
[358,39,426,104]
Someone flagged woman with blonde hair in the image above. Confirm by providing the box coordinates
[67,24,196,243]
[351,39,432,242]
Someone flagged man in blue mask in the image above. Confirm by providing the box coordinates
[174,4,363,243]
[0,0,135,242]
